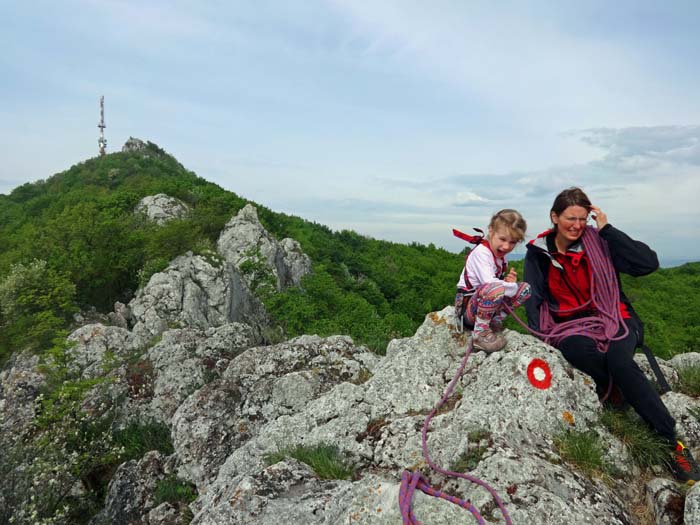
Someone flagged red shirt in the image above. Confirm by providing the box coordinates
[548,249,594,317]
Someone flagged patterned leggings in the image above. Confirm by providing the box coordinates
[464,281,531,325]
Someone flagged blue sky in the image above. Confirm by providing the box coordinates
[2,1,699,265]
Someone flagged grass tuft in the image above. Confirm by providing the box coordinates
[264,443,355,480]
[450,430,492,472]
[600,410,670,470]
[154,474,198,505]
[553,428,607,477]
[676,366,700,397]
[113,420,174,460]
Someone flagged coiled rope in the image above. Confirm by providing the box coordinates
[535,226,628,353]
[399,226,625,523]
[398,336,512,525]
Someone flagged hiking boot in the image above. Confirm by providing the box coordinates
[472,329,506,353]
[669,441,700,485]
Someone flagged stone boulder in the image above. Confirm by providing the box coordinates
[217,204,312,291]
[89,451,191,525]
[6,299,700,523]
[127,252,267,342]
[0,351,45,443]
[66,323,143,379]
[171,335,380,489]
[186,308,645,524]
[135,194,190,225]
[122,137,149,153]
[78,323,256,427]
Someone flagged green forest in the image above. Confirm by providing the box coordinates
[0,142,698,364]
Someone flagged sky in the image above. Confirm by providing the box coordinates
[2,1,700,266]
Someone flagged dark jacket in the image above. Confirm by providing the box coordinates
[523,224,659,334]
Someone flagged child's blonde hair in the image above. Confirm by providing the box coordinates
[489,209,527,242]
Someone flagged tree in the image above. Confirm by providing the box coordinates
[0,259,77,361]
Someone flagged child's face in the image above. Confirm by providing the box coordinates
[488,227,517,258]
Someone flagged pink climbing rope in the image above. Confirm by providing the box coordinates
[398,336,512,525]
[399,227,626,523]
[534,226,628,353]
[504,226,629,401]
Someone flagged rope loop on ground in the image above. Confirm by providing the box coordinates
[398,337,513,525]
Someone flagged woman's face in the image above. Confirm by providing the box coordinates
[551,205,589,244]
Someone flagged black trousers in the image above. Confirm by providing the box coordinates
[558,318,676,444]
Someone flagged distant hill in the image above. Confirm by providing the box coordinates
[0,140,697,362]
[0,140,461,361]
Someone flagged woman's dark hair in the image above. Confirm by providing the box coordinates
[550,187,591,217]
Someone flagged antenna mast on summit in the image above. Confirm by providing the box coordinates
[98,96,107,156]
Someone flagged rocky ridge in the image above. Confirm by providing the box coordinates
[2,199,700,524]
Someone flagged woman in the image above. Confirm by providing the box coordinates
[524,187,699,484]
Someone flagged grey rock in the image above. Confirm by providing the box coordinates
[646,478,684,525]
[145,324,255,423]
[191,308,635,524]
[0,351,44,442]
[122,136,149,153]
[635,352,680,388]
[660,392,700,447]
[217,204,311,291]
[9,289,700,524]
[130,253,229,338]
[107,301,130,328]
[172,335,379,489]
[669,353,700,371]
[80,323,256,427]
[135,193,190,225]
[147,501,192,525]
[66,323,142,379]
[91,451,177,525]
[685,483,700,524]
[128,252,268,342]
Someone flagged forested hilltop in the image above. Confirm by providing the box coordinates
[0,140,697,364]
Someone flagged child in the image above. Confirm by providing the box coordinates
[455,209,531,352]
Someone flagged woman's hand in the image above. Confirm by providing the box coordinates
[589,205,608,229]
[504,267,517,283]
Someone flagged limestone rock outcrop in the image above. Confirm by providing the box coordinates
[135,194,190,224]
[4,201,700,524]
[217,204,312,291]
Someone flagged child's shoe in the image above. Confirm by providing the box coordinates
[472,329,506,353]
[669,441,700,485]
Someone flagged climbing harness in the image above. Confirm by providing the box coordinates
[452,228,506,334]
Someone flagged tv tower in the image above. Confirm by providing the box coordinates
[98,96,107,156]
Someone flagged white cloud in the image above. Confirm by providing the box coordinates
[453,191,489,206]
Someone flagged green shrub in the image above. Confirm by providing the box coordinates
[0,259,77,361]
[137,257,170,287]
[264,443,355,480]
